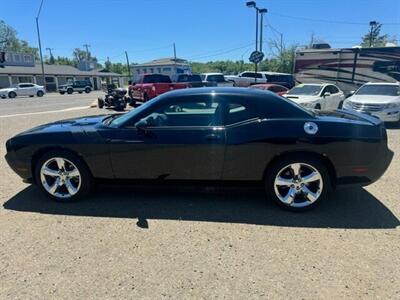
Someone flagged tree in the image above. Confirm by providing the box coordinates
[0,20,39,58]
[360,22,393,48]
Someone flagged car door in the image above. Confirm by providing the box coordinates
[16,84,28,96]
[221,96,267,180]
[106,95,226,180]
[328,85,344,109]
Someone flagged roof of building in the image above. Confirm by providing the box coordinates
[133,57,189,68]
[0,64,123,77]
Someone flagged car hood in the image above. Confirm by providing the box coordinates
[347,95,400,104]
[284,95,320,103]
[0,88,15,93]
[17,115,108,136]
[314,109,382,126]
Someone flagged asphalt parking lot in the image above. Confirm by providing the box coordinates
[0,93,399,299]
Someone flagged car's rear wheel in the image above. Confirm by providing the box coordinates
[37,90,44,97]
[59,91,65,95]
[265,155,331,211]
[8,91,16,98]
[85,87,91,93]
[34,150,92,202]
[67,88,73,94]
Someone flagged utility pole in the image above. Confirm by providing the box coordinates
[36,0,45,89]
[83,44,91,70]
[125,51,131,78]
[173,43,177,60]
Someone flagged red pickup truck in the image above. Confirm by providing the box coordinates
[129,74,189,102]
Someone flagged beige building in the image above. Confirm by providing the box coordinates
[0,64,124,91]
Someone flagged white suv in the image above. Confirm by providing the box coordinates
[284,83,345,110]
[343,82,400,122]
[0,83,45,99]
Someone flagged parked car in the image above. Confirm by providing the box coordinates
[249,83,289,96]
[129,74,189,102]
[171,74,209,88]
[226,71,295,88]
[0,83,45,99]
[5,87,393,211]
[97,84,128,111]
[284,83,345,110]
[58,80,92,95]
[343,82,400,123]
[200,73,234,87]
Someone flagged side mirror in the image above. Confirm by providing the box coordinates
[323,92,331,97]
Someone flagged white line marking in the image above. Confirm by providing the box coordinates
[0,106,90,118]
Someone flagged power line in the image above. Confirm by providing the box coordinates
[187,42,254,60]
[269,12,400,26]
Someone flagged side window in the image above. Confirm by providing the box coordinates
[225,101,259,125]
[321,86,329,96]
[242,72,253,78]
[140,98,221,127]
[329,85,339,94]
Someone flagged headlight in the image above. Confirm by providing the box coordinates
[300,101,316,108]
[385,103,400,109]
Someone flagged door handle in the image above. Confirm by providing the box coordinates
[205,134,221,141]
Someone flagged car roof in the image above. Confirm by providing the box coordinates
[159,87,273,98]
[251,83,287,88]
[240,71,292,76]
[363,82,400,86]
[201,72,224,75]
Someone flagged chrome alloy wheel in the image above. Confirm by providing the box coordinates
[273,163,323,208]
[40,157,81,199]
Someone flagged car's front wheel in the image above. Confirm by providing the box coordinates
[37,90,44,97]
[8,91,16,99]
[34,150,92,202]
[265,155,330,211]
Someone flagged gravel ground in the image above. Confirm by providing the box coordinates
[0,107,399,299]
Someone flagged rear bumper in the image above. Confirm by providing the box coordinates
[336,146,394,186]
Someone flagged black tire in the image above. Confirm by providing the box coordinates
[265,154,331,212]
[314,103,321,110]
[59,91,65,95]
[338,101,344,109]
[85,87,91,93]
[34,150,92,202]
[37,90,44,97]
[98,98,104,109]
[67,88,73,94]
[115,100,126,111]
[143,93,149,102]
[8,91,16,98]
[78,91,83,94]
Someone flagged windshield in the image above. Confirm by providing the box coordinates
[207,75,225,82]
[287,85,322,96]
[108,99,155,127]
[355,84,400,96]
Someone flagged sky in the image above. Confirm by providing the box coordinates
[1,0,399,64]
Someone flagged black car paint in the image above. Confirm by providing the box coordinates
[5,88,393,187]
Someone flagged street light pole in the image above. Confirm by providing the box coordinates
[259,8,268,53]
[36,0,45,89]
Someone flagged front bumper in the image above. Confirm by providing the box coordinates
[5,151,32,180]
[344,107,400,122]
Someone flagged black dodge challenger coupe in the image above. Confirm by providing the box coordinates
[5,87,393,211]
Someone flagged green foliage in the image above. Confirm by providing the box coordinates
[360,22,394,48]
[0,20,39,59]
